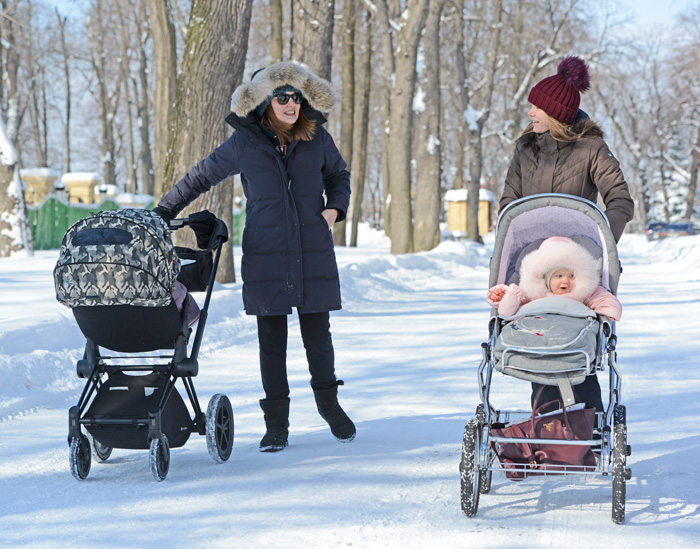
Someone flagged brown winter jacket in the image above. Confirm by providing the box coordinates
[500,118,634,242]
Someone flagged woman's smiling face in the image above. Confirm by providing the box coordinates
[270,92,301,125]
[528,104,551,133]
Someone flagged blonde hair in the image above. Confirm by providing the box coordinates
[261,104,316,146]
[522,110,589,142]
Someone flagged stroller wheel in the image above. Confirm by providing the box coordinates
[149,435,170,481]
[206,394,234,463]
[611,423,628,524]
[93,439,113,462]
[459,419,481,517]
[69,435,91,481]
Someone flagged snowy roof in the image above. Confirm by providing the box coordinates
[116,193,154,206]
[19,168,61,178]
[61,172,101,183]
[444,188,498,203]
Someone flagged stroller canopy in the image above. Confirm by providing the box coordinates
[54,209,180,308]
[491,194,621,295]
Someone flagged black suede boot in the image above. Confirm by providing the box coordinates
[259,398,290,452]
[312,380,356,442]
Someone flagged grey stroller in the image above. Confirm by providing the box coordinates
[460,194,632,524]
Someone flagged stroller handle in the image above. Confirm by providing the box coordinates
[169,210,229,251]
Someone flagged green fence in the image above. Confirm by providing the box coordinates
[28,197,123,250]
[28,196,244,250]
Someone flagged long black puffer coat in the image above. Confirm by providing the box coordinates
[158,62,350,316]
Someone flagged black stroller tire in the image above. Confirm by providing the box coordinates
[149,435,170,481]
[93,439,113,462]
[460,419,481,517]
[611,423,628,524]
[206,393,234,463]
[69,435,91,481]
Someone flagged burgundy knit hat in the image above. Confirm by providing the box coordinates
[527,56,591,124]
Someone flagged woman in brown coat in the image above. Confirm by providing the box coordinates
[500,56,634,243]
[500,56,634,413]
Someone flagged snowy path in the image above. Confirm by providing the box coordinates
[0,233,698,547]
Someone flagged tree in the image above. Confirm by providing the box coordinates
[349,9,372,247]
[333,0,356,246]
[378,0,430,254]
[86,0,121,190]
[0,115,32,256]
[291,0,335,80]
[148,0,178,198]
[55,8,72,173]
[162,0,253,283]
[464,0,502,242]
[413,0,445,252]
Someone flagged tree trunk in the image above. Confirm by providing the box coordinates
[349,10,372,248]
[269,0,283,63]
[414,0,444,252]
[162,0,253,284]
[117,1,137,193]
[375,4,394,237]
[333,0,356,246]
[466,0,502,242]
[148,0,178,198]
[87,0,119,190]
[386,0,430,254]
[136,0,155,195]
[56,9,72,173]
[451,0,467,190]
[291,0,335,80]
[684,128,700,222]
[0,116,32,256]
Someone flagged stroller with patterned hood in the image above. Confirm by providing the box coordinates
[54,208,230,481]
[460,194,632,524]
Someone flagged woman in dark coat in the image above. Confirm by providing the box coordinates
[154,61,355,452]
[500,56,634,414]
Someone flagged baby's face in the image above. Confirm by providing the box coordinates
[549,268,575,294]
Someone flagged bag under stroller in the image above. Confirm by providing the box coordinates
[460,194,632,524]
[54,208,232,481]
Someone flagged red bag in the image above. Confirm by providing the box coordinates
[491,389,596,480]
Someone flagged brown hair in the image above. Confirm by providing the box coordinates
[261,103,316,146]
[522,111,589,142]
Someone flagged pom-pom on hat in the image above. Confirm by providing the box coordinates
[527,56,591,124]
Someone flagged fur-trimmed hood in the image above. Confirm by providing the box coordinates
[230,61,338,118]
[519,236,599,302]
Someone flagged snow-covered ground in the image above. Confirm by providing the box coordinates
[0,225,698,548]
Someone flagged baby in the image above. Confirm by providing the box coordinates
[487,236,622,320]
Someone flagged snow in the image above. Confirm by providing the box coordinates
[444,187,498,203]
[0,225,698,547]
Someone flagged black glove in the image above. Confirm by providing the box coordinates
[152,206,173,226]
[188,210,218,249]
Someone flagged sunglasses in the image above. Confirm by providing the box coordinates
[274,92,303,105]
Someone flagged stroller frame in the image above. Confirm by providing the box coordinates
[460,194,631,524]
[66,212,232,481]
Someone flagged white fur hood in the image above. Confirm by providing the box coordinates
[230,61,338,118]
[518,236,599,301]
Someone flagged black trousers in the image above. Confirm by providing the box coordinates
[257,311,336,399]
[531,373,604,413]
